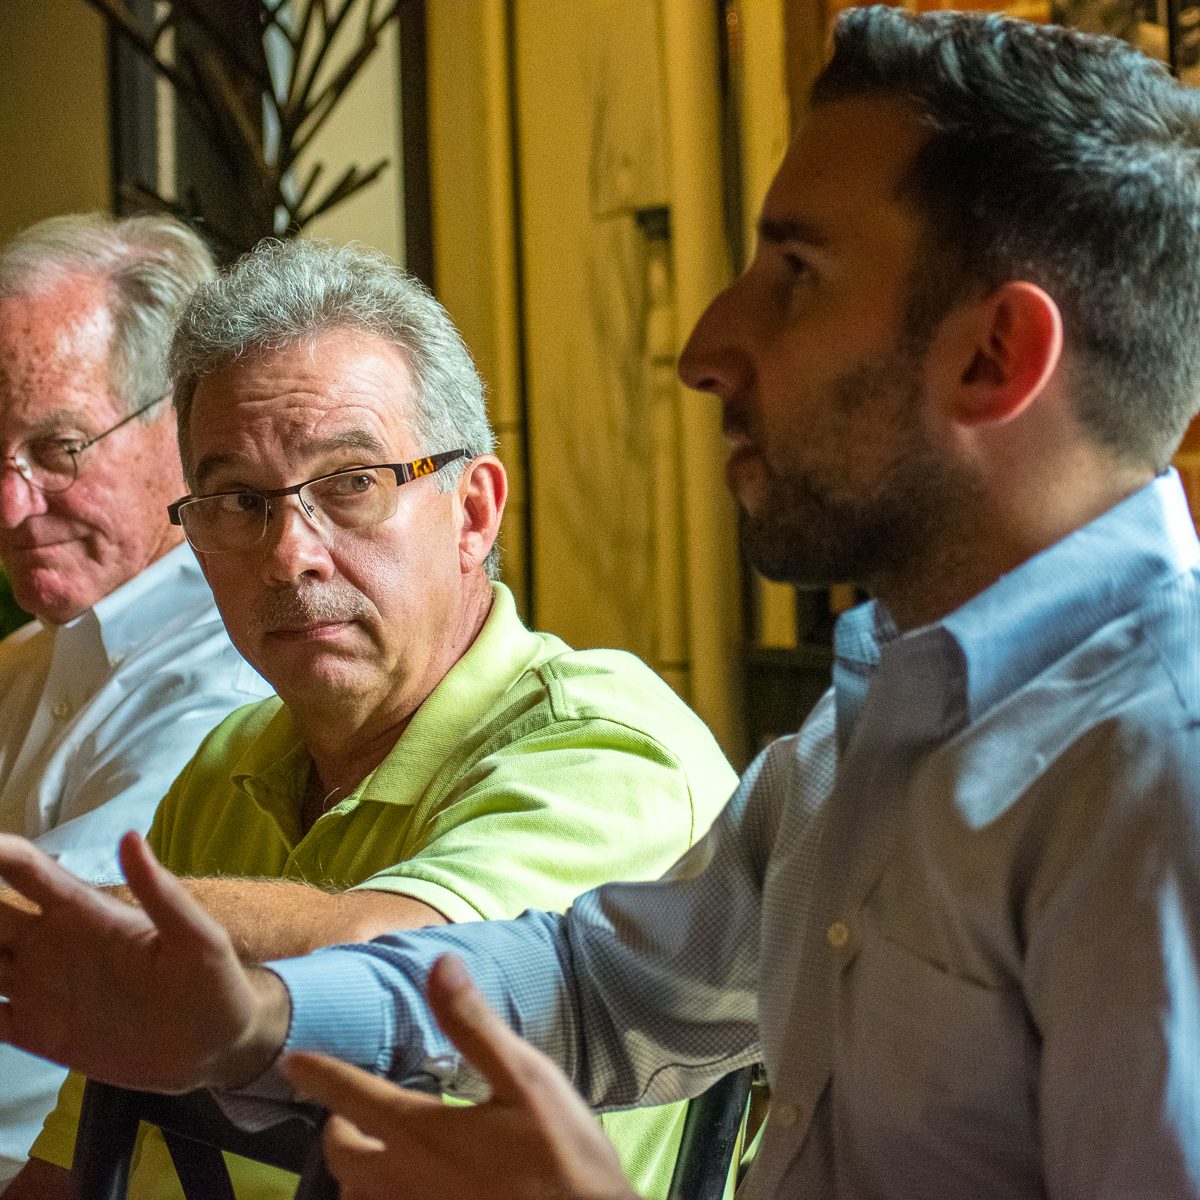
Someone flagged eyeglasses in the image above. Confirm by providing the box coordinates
[1,396,167,494]
[167,449,470,554]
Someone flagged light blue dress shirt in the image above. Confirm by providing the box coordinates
[272,472,1200,1199]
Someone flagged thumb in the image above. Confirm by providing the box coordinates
[117,832,230,949]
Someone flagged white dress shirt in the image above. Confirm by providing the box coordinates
[0,541,270,1186]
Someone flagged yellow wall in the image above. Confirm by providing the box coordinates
[428,1,756,760]
[0,1,110,243]
[426,1,529,616]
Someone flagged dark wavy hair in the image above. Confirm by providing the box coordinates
[814,7,1200,468]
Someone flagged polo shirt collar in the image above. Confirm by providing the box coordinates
[362,582,548,807]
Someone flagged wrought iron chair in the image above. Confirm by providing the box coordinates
[73,1062,761,1200]
[71,1080,337,1200]
[666,1064,760,1200]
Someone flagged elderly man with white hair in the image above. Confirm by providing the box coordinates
[0,214,269,1183]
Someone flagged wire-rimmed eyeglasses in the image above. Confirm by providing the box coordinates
[167,449,470,554]
[1,396,167,494]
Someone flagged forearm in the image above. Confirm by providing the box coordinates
[109,877,447,962]
[272,804,763,1107]
[268,911,576,1094]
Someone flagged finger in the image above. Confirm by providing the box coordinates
[282,1052,441,1138]
[320,1114,390,1200]
[0,835,96,912]
[323,1112,385,1157]
[425,954,549,1105]
[117,833,229,948]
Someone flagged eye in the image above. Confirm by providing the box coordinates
[211,491,262,516]
[782,251,812,281]
[322,469,380,498]
[26,439,80,470]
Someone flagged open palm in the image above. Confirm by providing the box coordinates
[0,831,278,1092]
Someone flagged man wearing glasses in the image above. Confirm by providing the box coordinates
[12,237,736,1200]
[0,214,270,1183]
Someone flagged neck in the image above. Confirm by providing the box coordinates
[871,459,1154,632]
[292,576,495,799]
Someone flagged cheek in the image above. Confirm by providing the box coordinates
[200,560,254,628]
[50,477,136,547]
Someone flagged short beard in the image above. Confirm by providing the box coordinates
[741,352,974,594]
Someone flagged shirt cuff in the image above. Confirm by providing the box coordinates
[267,949,401,1075]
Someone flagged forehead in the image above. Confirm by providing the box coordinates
[188,328,418,482]
[0,274,119,429]
[762,94,929,260]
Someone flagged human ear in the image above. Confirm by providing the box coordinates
[456,456,507,574]
[954,281,1063,426]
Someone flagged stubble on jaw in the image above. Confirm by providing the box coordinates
[741,350,981,613]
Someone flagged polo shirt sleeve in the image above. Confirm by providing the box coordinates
[28,1068,83,1172]
[353,714,736,923]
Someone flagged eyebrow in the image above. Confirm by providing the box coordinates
[193,428,390,489]
[21,409,91,438]
[757,217,830,248]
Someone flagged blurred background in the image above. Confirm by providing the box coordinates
[1,0,1196,768]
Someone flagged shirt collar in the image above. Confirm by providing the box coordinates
[89,542,209,666]
[833,471,1198,745]
[941,470,1198,720]
[363,582,551,808]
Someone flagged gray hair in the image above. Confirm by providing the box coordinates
[170,238,500,576]
[0,212,215,418]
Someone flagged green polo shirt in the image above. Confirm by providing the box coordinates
[34,583,737,1199]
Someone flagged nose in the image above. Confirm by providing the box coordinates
[258,496,336,585]
[0,459,48,528]
[677,282,748,400]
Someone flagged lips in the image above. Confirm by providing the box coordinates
[725,443,759,481]
[265,619,354,640]
[0,536,77,554]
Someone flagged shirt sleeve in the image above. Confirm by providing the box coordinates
[1025,723,1200,1198]
[271,746,774,1109]
[34,652,266,884]
[350,716,737,923]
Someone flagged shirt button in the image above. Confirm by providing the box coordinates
[826,920,851,949]
[51,700,73,720]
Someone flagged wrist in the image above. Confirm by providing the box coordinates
[206,966,293,1090]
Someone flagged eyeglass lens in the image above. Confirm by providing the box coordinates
[10,440,81,493]
[1,396,165,494]
[179,466,402,553]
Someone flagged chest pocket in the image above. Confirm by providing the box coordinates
[834,918,1044,1200]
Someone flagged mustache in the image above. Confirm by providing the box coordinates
[721,403,756,443]
[252,584,367,632]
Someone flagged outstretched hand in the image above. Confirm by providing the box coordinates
[283,954,638,1200]
[0,831,289,1092]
